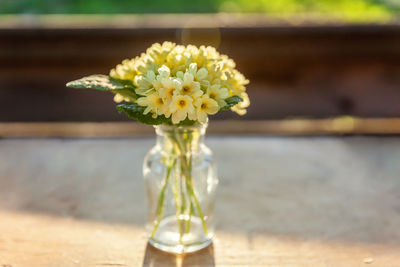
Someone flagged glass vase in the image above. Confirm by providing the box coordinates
[143,122,218,254]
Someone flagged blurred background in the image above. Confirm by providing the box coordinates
[2,0,400,21]
[1,0,400,135]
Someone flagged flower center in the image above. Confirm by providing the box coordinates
[178,100,186,108]
[157,98,163,105]
[209,93,216,99]
[182,85,190,94]
[201,103,207,110]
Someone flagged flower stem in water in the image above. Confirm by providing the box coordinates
[151,159,175,238]
[172,159,183,243]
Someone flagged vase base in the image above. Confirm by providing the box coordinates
[149,237,212,254]
[148,215,213,254]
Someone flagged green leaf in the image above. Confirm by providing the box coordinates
[117,103,169,125]
[67,75,125,90]
[220,95,243,110]
[117,103,199,126]
[109,77,135,88]
[174,118,197,127]
[67,74,137,101]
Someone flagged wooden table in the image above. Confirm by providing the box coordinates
[0,137,399,266]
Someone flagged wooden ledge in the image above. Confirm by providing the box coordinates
[1,118,400,138]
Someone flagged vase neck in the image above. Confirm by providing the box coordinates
[154,123,207,154]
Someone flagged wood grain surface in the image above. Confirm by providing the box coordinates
[2,118,400,138]
[0,137,400,266]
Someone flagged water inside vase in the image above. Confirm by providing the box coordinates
[149,215,212,253]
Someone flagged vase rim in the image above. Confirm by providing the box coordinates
[154,120,208,131]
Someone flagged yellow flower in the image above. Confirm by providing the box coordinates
[169,95,196,124]
[137,93,166,118]
[157,65,171,79]
[135,65,172,96]
[146,42,176,65]
[186,45,206,68]
[159,77,182,103]
[166,45,190,75]
[109,58,136,81]
[188,63,209,89]
[194,95,219,123]
[158,77,182,117]
[188,63,208,80]
[206,63,223,85]
[175,72,203,98]
[231,92,250,115]
[135,70,156,96]
[133,53,159,75]
[207,84,229,107]
[224,69,249,96]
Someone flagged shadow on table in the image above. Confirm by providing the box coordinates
[142,242,215,267]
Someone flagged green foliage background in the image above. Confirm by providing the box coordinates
[1,0,400,22]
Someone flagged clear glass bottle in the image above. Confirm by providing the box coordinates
[143,122,218,254]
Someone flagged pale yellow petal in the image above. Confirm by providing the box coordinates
[207,100,219,115]
[188,110,197,121]
[196,68,208,80]
[183,72,194,84]
[172,109,187,124]
[137,97,148,106]
[188,63,198,74]
[113,94,125,103]
[144,106,152,115]
[197,111,208,123]
[157,65,170,77]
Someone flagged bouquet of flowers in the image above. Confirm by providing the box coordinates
[67,42,249,253]
[66,41,249,124]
